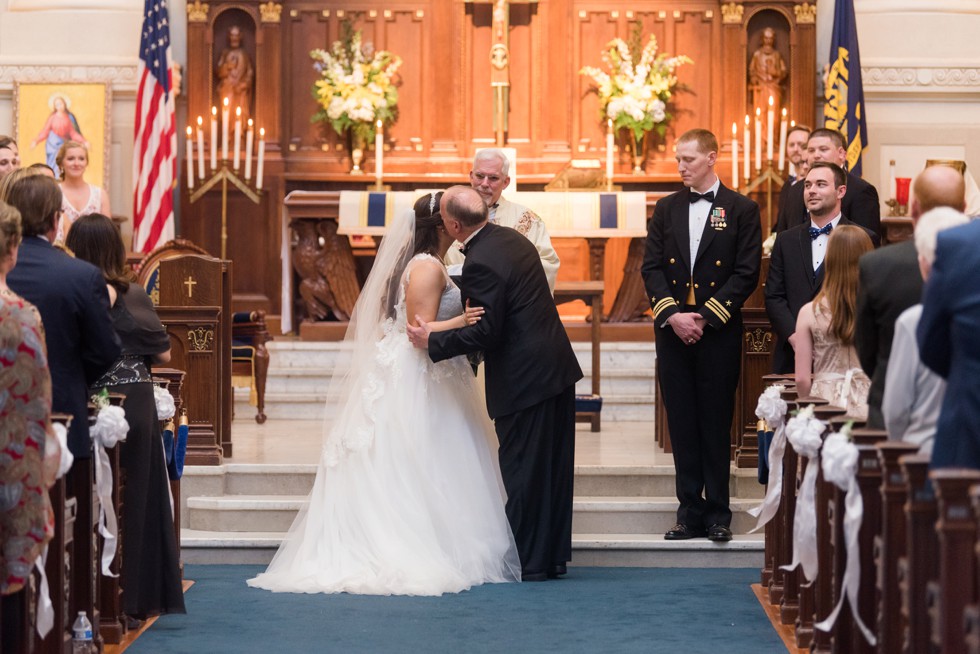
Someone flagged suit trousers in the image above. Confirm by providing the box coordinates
[494,385,576,576]
[656,318,742,528]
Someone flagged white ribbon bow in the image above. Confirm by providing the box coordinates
[780,405,826,582]
[90,404,129,577]
[748,385,788,532]
[815,427,877,646]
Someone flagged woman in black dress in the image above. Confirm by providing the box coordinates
[66,214,185,620]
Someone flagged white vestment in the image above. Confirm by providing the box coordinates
[444,196,560,292]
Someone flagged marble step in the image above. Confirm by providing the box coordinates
[179,529,764,568]
[185,493,764,534]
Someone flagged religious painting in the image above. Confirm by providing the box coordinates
[12,82,110,189]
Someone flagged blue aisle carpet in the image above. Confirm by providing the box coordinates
[129,565,784,653]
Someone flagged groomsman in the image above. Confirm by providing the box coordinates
[775,124,810,224]
[775,128,881,236]
[765,162,879,374]
[641,129,762,541]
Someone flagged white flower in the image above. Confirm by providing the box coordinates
[755,384,787,427]
[822,427,858,489]
[91,405,129,448]
[785,404,825,458]
[154,386,176,421]
[51,422,72,479]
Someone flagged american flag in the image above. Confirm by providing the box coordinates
[132,0,176,253]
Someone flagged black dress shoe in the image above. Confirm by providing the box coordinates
[547,564,567,579]
[522,571,548,582]
[664,523,706,540]
[707,524,733,542]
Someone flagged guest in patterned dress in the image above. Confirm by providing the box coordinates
[55,140,110,244]
[0,201,59,651]
[794,225,875,419]
[65,213,185,621]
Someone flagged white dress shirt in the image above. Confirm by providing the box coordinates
[688,177,721,273]
[811,213,842,271]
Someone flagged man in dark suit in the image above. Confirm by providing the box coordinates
[6,174,120,458]
[775,128,881,237]
[407,186,582,581]
[917,218,980,469]
[855,165,966,427]
[765,162,880,374]
[775,124,810,225]
[640,129,762,542]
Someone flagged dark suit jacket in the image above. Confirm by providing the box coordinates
[774,176,799,232]
[854,240,923,427]
[428,223,582,419]
[641,183,762,330]
[775,172,881,236]
[918,220,980,468]
[764,218,879,374]
[8,237,121,457]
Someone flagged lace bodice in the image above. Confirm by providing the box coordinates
[398,254,461,325]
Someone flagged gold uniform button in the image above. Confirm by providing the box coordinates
[694,284,699,289]
[685,282,690,287]
[669,258,676,264]
[710,282,716,287]
[672,280,677,285]
[715,260,722,267]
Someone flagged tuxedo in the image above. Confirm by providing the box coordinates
[854,240,923,428]
[765,218,880,374]
[7,237,120,457]
[775,172,881,236]
[917,220,980,470]
[641,183,762,529]
[775,175,799,231]
[429,223,582,577]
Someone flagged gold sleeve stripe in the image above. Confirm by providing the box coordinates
[653,298,677,318]
[705,298,731,323]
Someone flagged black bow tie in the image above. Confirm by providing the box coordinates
[809,223,833,240]
[689,190,714,204]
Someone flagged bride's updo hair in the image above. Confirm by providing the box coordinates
[412,191,444,256]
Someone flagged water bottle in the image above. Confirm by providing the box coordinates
[72,611,94,653]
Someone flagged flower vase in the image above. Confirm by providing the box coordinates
[349,130,366,175]
[632,133,647,175]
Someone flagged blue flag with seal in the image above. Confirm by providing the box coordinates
[824,0,868,177]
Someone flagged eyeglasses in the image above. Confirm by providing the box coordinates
[471,172,504,184]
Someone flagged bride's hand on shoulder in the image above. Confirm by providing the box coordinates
[463,299,484,326]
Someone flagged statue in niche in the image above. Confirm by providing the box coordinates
[215,26,254,121]
[748,27,787,116]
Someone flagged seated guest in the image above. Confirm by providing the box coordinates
[29,162,56,178]
[794,226,875,419]
[66,214,185,621]
[775,128,881,237]
[0,201,58,651]
[0,166,40,204]
[855,165,966,428]
[5,174,120,459]
[883,208,969,455]
[917,213,980,470]
[0,136,20,180]
[56,140,110,243]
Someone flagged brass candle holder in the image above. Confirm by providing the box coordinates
[188,162,261,260]
[743,159,786,233]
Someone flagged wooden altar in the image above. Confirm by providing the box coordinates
[178,0,817,316]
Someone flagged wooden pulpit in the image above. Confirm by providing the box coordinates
[157,254,233,464]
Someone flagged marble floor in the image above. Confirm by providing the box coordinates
[225,417,674,467]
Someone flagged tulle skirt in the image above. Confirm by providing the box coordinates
[247,328,521,596]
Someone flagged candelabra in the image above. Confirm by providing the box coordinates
[188,163,261,260]
[742,160,785,233]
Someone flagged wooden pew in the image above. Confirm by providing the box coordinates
[153,368,187,574]
[965,485,980,654]
[899,454,938,654]
[40,414,76,654]
[929,469,980,654]
[758,375,796,592]
[875,442,920,654]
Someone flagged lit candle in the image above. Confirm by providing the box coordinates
[210,106,218,170]
[754,108,762,171]
[788,120,796,177]
[233,107,242,170]
[606,119,614,184]
[731,122,738,190]
[196,116,205,180]
[256,128,265,191]
[375,119,383,183]
[186,127,194,189]
[743,115,750,181]
[777,108,788,172]
[244,119,254,181]
[889,159,897,201]
[766,97,775,162]
[221,98,230,162]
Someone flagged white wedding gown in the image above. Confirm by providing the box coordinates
[248,255,521,596]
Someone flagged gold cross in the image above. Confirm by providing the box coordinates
[184,276,197,298]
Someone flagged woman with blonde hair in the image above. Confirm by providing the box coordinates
[55,139,109,243]
[795,225,875,418]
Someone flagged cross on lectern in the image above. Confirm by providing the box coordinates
[467,0,538,146]
[184,276,197,298]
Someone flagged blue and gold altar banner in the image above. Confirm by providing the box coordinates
[824,0,868,177]
[337,191,648,237]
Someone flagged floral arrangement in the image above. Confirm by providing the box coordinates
[310,20,401,142]
[580,25,692,142]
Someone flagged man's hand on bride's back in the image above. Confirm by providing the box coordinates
[407,316,432,349]
[464,299,485,326]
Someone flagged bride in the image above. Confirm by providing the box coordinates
[248,192,521,596]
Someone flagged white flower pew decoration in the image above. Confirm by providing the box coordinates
[154,384,176,421]
[90,390,129,577]
[779,404,826,582]
[748,384,788,531]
